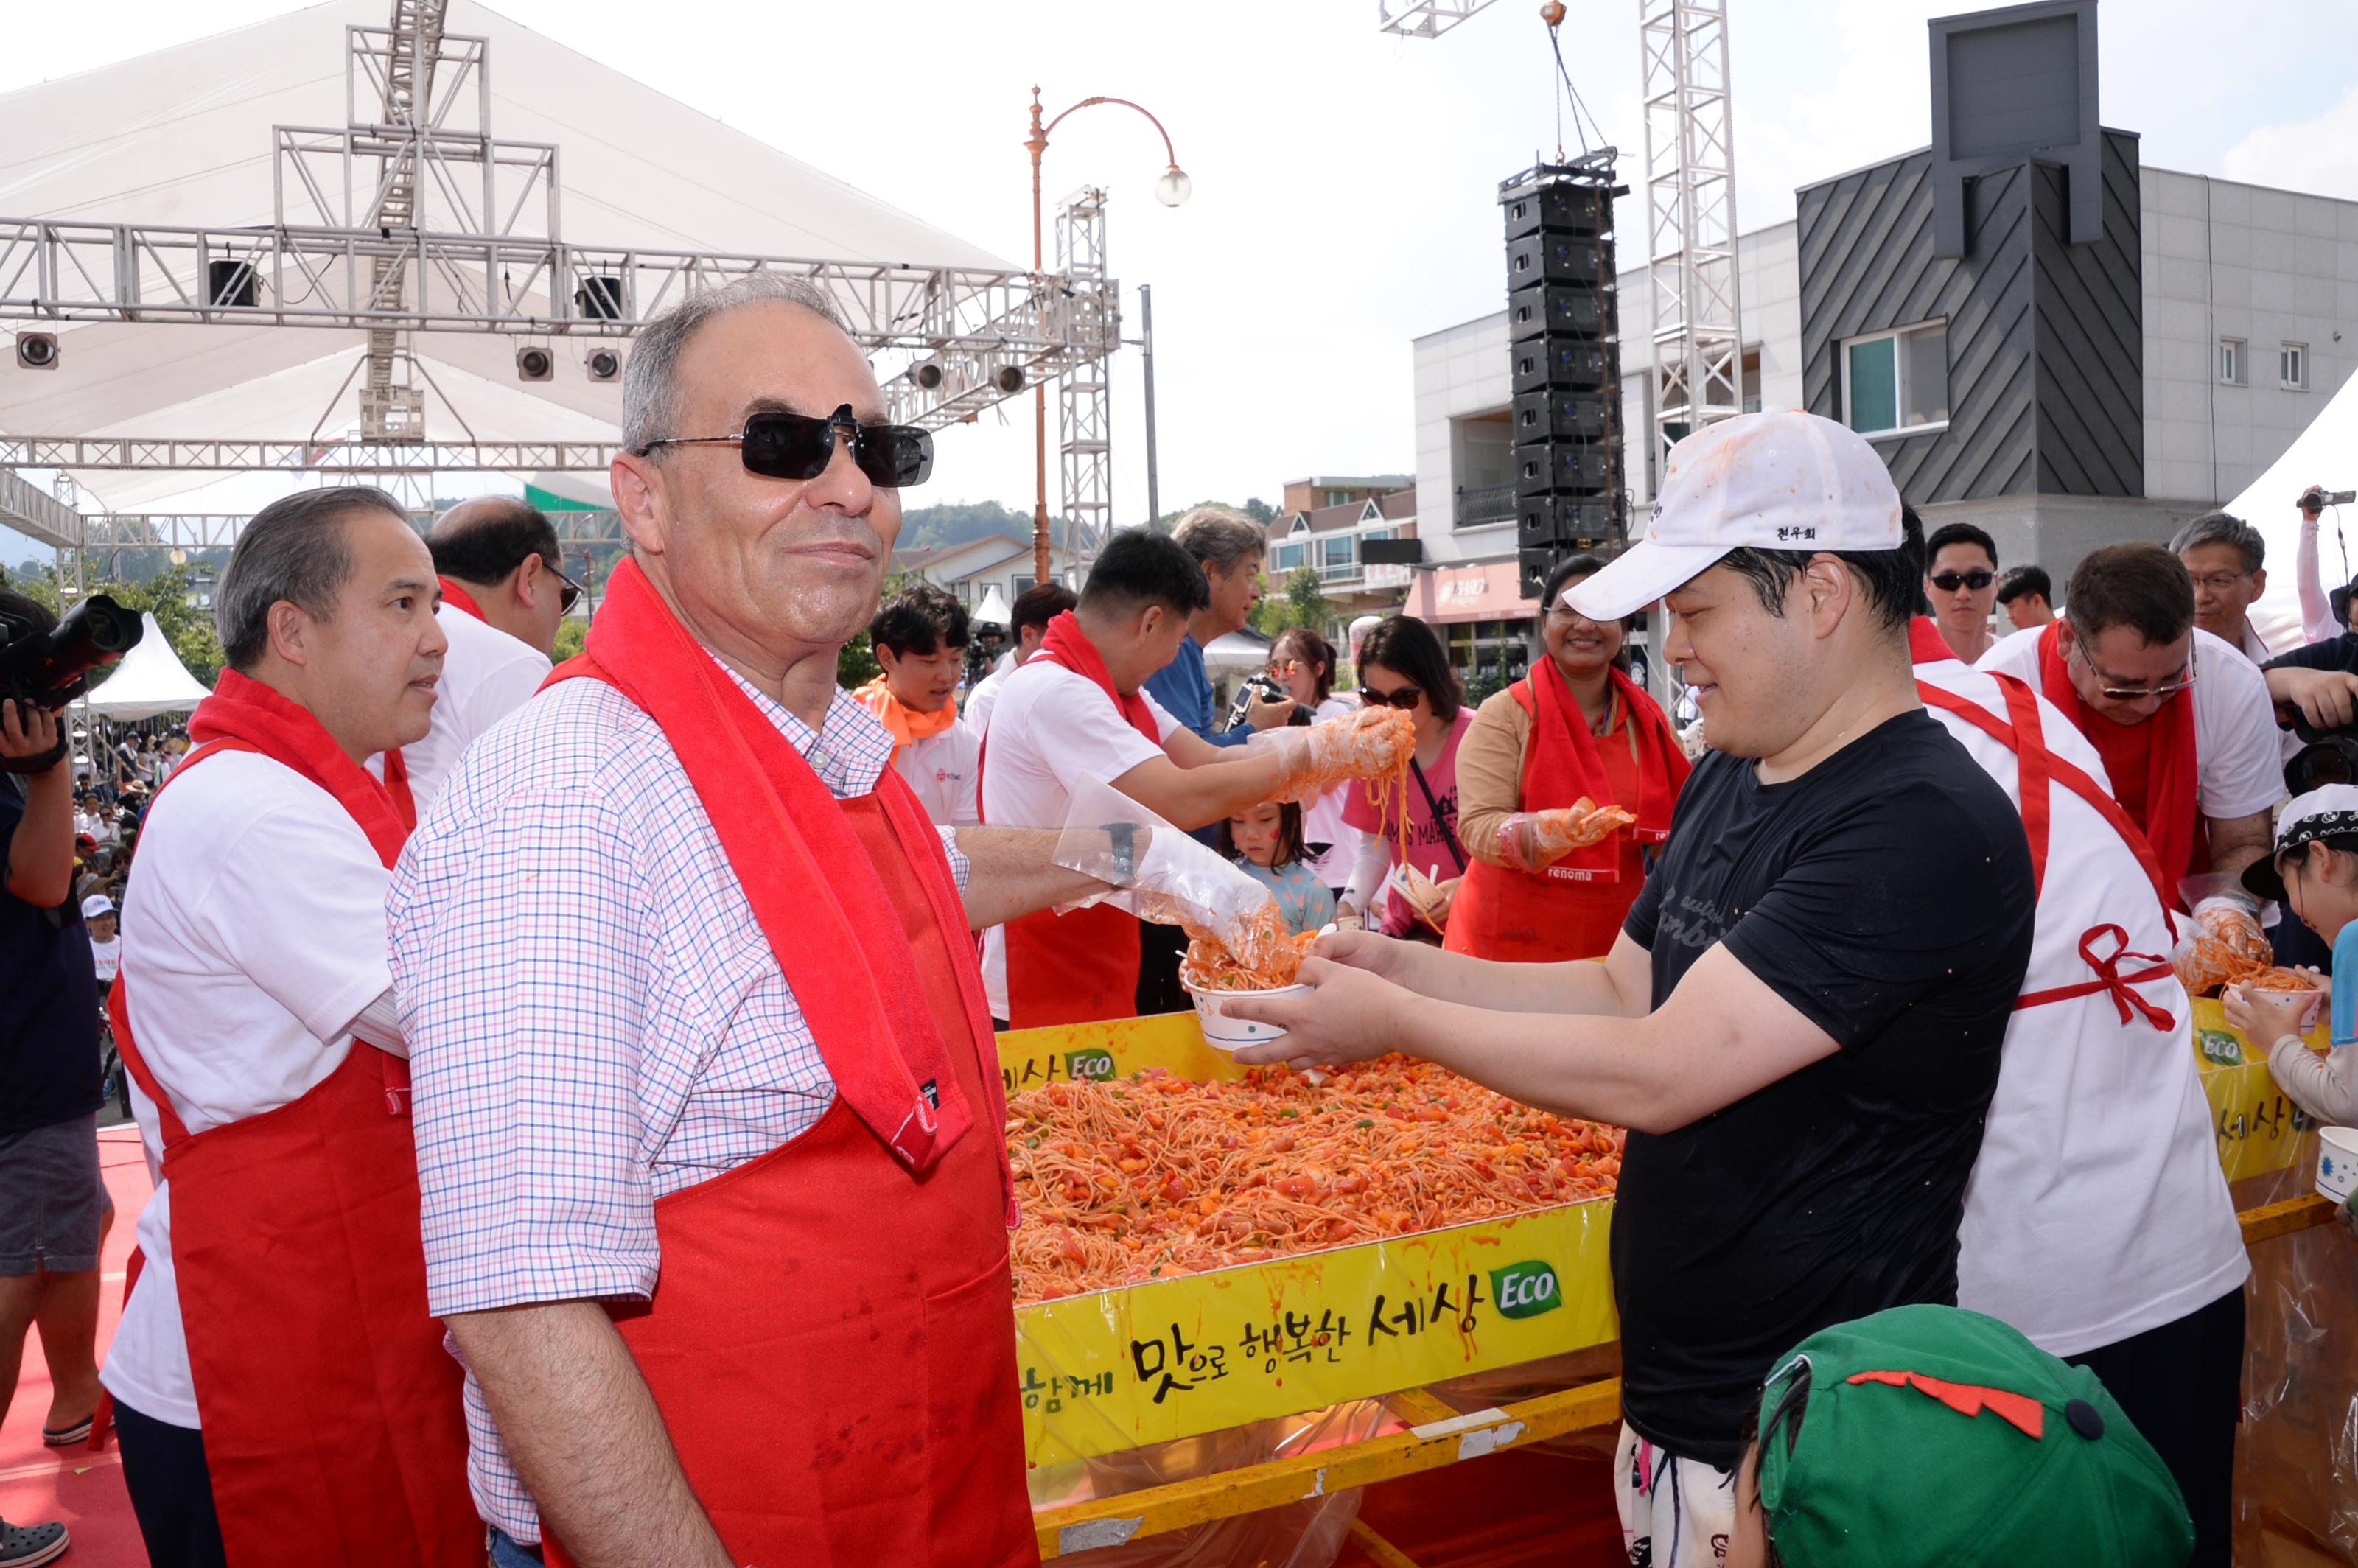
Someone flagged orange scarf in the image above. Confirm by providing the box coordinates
[854,674,959,769]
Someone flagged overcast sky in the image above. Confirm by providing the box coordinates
[7,0,2358,558]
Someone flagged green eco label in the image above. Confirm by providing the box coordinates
[2197,1030,2242,1068]
[1490,1261,1563,1320]
[1066,1049,1117,1082]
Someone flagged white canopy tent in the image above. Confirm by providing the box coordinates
[75,612,211,719]
[2242,369,2358,651]
[0,0,1017,514]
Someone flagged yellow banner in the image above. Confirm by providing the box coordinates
[1000,1014,1620,1469]
[2189,996,2328,1184]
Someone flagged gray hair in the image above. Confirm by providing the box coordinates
[217,486,407,671]
[1170,506,1267,577]
[2170,509,2265,573]
[622,273,849,458]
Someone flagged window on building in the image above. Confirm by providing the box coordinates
[1273,542,1305,573]
[1012,574,1036,596]
[1840,321,1948,438]
[2219,337,2247,386]
[1320,534,1357,580]
[1325,489,1352,508]
[2282,342,2309,391]
[951,580,972,603]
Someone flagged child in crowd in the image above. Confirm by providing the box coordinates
[1222,800,1336,937]
[84,893,120,989]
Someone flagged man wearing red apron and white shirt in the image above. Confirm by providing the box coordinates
[389,276,1245,1568]
[105,487,476,1567]
[1977,542,2278,903]
[368,497,567,816]
[977,531,1410,1029]
[1911,608,2249,1567]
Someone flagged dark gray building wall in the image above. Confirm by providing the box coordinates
[1797,128,2143,505]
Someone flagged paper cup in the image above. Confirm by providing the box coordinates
[2317,1126,2358,1204]
[1186,982,1311,1051]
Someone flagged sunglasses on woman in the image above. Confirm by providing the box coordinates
[1360,683,1423,710]
[1928,569,1995,592]
[634,402,934,489]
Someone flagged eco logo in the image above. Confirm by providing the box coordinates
[1066,1049,1117,1082]
[1490,1261,1562,1320]
[2196,1029,2242,1068]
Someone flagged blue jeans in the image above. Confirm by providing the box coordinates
[488,1527,543,1567]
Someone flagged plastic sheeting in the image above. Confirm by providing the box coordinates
[1035,1399,1388,1568]
[2234,1144,2358,1565]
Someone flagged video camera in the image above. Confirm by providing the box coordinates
[2299,486,2356,514]
[1225,673,1313,732]
[0,595,142,773]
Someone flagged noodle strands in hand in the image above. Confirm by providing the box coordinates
[2174,899,2279,996]
[1007,1061,1623,1303]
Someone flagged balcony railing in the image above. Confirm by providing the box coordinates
[1455,483,1517,527]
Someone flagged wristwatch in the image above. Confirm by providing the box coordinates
[1102,821,1137,886]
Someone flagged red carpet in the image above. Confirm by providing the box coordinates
[0,1126,149,1567]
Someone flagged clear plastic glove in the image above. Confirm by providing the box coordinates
[1493,799,1640,873]
[1253,706,1416,804]
[1049,772,1280,962]
[2172,892,2275,996]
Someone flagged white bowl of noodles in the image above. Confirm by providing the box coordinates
[1184,980,1311,1051]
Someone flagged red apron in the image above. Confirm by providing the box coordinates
[980,611,1152,1028]
[1911,632,2180,1029]
[106,736,476,1566]
[1447,668,1686,964]
[544,795,1035,1568]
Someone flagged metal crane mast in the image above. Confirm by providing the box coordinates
[1640,0,1745,452]
[360,0,447,444]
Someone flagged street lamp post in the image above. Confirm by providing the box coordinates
[1025,88,1191,587]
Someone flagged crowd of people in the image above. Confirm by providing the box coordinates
[1,269,2355,1568]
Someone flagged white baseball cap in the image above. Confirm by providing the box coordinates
[81,893,115,920]
[1567,410,1906,620]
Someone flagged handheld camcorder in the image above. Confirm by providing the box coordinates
[1225,672,1313,731]
[0,594,142,773]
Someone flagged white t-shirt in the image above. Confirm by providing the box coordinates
[1978,624,2281,826]
[896,720,982,826]
[100,751,396,1430]
[371,603,551,813]
[976,659,1180,1019]
[90,936,119,986]
[962,649,1019,740]
[1917,655,2250,1355]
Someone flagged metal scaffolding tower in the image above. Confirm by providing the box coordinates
[1640,0,1745,452]
[1055,186,1115,578]
[1376,0,1500,39]
[357,1,447,441]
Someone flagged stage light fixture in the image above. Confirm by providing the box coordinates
[586,348,621,382]
[993,364,1026,394]
[516,345,553,382]
[15,332,58,371]
[910,357,947,392]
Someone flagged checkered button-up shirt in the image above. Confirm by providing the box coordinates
[388,666,968,1543]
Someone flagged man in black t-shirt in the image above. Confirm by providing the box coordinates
[0,618,106,1564]
[1232,412,2034,1567]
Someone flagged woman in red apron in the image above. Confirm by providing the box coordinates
[1449,555,1690,962]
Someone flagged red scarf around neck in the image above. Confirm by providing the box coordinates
[1525,657,1688,876]
[436,577,488,623]
[1034,611,1159,743]
[190,669,413,868]
[555,558,997,1180]
[2036,618,2203,897]
[1907,615,1954,665]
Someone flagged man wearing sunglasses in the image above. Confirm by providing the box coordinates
[371,497,570,813]
[391,273,1183,1568]
[1922,521,2001,664]
[1979,542,2278,902]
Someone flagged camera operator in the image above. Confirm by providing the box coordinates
[0,592,107,1567]
[2294,485,2358,647]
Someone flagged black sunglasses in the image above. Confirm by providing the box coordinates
[634,403,933,489]
[541,556,585,615]
[1929,570,1995,592]
[1360,683,1423,710]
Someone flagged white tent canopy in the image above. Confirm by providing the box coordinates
[0,0,1015,513]
[2241,369,2358,650]
[76,612,211,719]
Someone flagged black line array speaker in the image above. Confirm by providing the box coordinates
[1499,160,1626,598]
